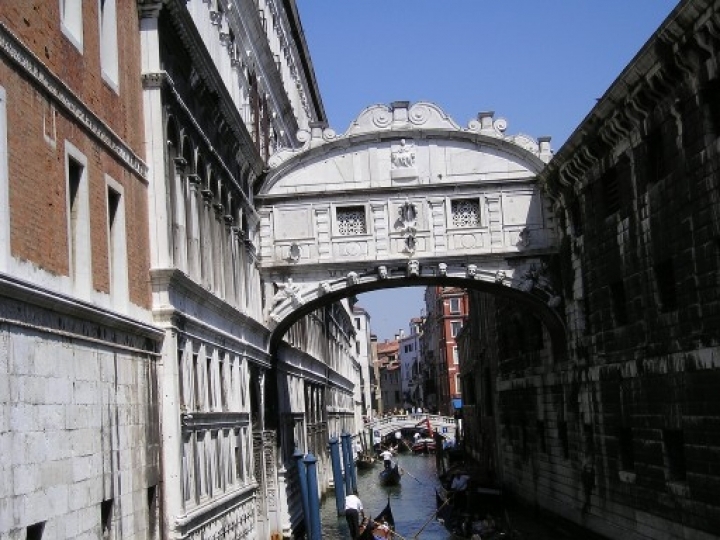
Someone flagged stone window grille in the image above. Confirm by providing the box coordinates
[451,198,480,228]
[336,206,367,235]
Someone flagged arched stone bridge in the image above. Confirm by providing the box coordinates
[366,414,458,441]
[255,101,563,348]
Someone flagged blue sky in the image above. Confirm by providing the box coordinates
[294,0,678,341]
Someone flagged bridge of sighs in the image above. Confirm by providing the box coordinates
[255,101,563,348]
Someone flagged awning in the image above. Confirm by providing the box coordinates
[452,398,462,410]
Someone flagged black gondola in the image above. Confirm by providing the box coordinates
[435,488,509,539]
[358,498,395,540]
[378,463,401,486]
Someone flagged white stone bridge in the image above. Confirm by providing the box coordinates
[366,413,458,440]
[255,101,565,350]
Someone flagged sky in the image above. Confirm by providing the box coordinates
[293,0,679,341]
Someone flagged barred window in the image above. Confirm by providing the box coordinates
[451,199,480,228]
[336,206,367,235]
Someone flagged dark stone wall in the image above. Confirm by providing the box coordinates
[463,2,720,538]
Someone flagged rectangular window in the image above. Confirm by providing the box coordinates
[197,433,208,499]
[450,321,462,338]
[600,165,620,216]
[537,420,546,453]
[106,181,127,305]
[101,499,113,539]
[182,436,193,503]
[336,206,367,235]
[147,486,157,535]
[558,420,569,459]
[654,259,677,312]
[610,280,628,326]
[646,128,667,184]
[452,346,459,365]
[449,297,461,313]
[451,198,480,228]
[66,144,91,297]
[663,429,686,481]
[60,0,83,52]
[355,317,361,329]
[212,431,222,492]
[99,0,119,89]
[617,427,635,472]
[207,356,214,410]
[234,429,244,482]
[26,522,45,540]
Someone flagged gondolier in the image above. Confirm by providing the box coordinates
[345,489,365,539]
[379,448,393,469]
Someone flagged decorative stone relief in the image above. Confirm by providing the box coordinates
[347,271,359,286]
[318,281,331,294]
[438,262,448,276]
[407,259,420,277]
[377,266,388,279]
[391,139,418,180]
[272,278,303,307]
[495,270,507,284]
[391,139,416,169]
[467,264,478,279]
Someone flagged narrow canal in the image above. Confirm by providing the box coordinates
[319,452,585,540]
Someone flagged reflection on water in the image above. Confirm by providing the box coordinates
[320,454,452,539]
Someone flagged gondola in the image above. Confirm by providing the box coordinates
[411,437,436,454]
[435,488,510,539]
[358,498,395,540]
[378,463,402,486]
[355,453,376,470]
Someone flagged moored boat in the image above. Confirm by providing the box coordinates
[411,437,436,454]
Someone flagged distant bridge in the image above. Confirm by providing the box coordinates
[366,414,457,440]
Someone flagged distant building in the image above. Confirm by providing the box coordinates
[399,318,424,409]
[352,304,374,419]
[376,337,402,413]
[423,286,468,415]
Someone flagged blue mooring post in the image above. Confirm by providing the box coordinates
[304,453,322,540]
[348,436,358,493]
[340,431,352,495]
[293,449,310,534]
[329,437,346,516]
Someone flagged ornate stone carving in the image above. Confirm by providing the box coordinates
[391,139,415,169]
[272,278,303,307]
[377,266,388,279]
[438,262,448,276]
[407,260,420,277]
[495,270,507,284]
[466,264,478,279]
[347,271,359,286]
[318,281,331,294]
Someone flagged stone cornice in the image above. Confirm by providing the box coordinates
[0,272,163,351]
[538,0,720,199]
[163,0,264,176]
[0,22,149,180]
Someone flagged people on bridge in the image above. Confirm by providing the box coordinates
[344,489,365,539]
[379,448,393,469]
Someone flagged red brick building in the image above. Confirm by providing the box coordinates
[423,286,468,415]
[0,2,162,539]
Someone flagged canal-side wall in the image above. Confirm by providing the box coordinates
[463,1,720,539]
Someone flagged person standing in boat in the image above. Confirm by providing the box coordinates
[344,489,365,539]
[379,448,393,469]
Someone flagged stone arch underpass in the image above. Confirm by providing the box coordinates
[255,101,563,351]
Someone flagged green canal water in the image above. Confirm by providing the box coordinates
[320,453,451,539]
[319,451,584,540]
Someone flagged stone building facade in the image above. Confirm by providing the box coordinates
[0,2,163,539]
[462,1,720,538]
